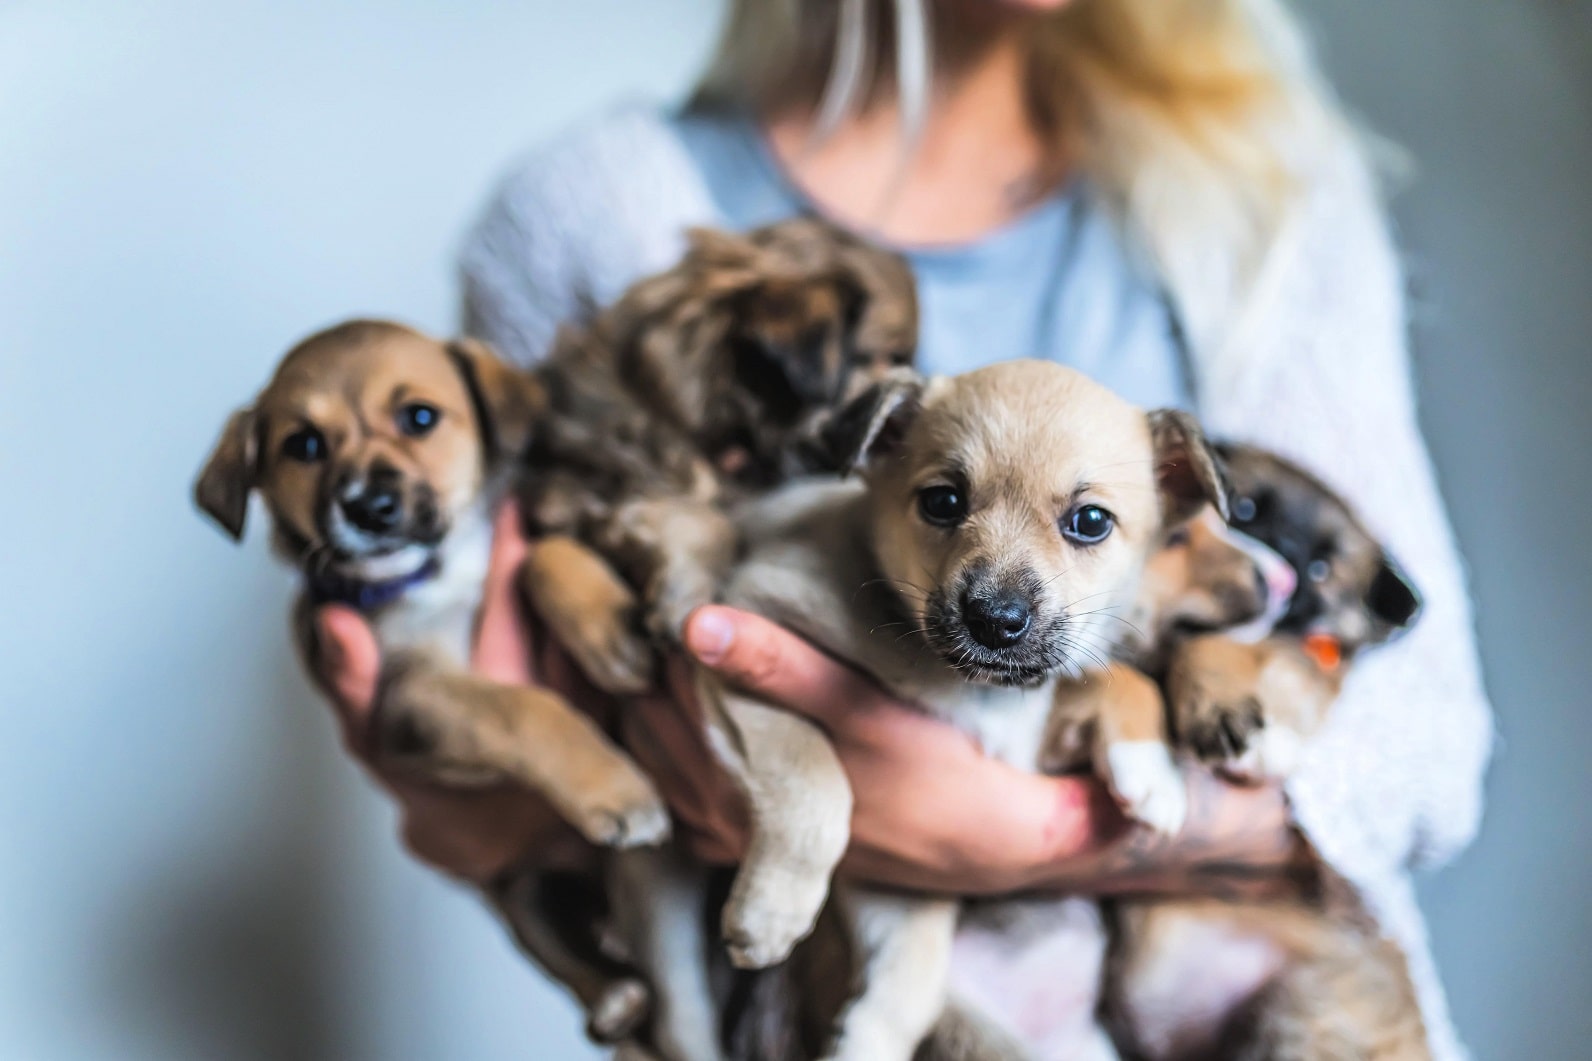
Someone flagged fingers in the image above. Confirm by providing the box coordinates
[681,606,880,728]
[315,606,381,752]
[473,501,534,685]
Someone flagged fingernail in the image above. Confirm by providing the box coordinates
[687,608,735,665]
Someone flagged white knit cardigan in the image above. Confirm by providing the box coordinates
[459,106,1492,1060]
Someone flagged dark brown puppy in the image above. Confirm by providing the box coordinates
[511,217,920,1054]
[520,217,919,695]
[1106,443,1429,1061]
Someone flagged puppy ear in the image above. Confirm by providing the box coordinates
[194,407,259,541]
[835,237,919,362]
[1148,409,1228,527]
[818,371,925,476]
[446,337,546,465]
[1367,554,1422,634]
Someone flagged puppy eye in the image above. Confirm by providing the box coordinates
[1307,558,1332,583]
[1063,504,1115,545]
[397,402,441,437]
[1165,527,1191,548]
[280,427,325,463]
[1231,495,1258,523]
[917,485,967,527]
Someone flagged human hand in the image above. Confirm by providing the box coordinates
[629,606,1305,897]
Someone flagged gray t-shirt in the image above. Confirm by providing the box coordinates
[673,109,1192,410]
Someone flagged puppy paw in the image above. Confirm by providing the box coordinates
[586,977,651,1044]
[561,615,655,696]
[1104,741,1188,835]
[567,778,672,849]
[1181,692,1265,767]
[1222,724,1304,783]
[721,885,824,969]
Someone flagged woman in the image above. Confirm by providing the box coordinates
[319,0,1491,1055]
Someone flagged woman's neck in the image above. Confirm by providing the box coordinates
[763,31,1057,246]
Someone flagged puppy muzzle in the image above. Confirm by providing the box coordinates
[320,464,445,559]
[923,569,1073,686]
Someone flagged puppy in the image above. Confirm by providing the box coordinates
[1097,442,1428,1061]
[1030,442,1425,1061]
[518,216,918,694]
[193,322,674,1036]
[194,319,667,840]
[1045,505,1298,835]
[508,217,921,1056]
[653,360,1228,1061]
[912,442,1424,1061]
[1165,442,1421,784]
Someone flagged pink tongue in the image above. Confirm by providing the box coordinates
[1269,560,1298,606]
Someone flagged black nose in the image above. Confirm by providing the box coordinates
[342,486,403,533]
[962,589,1032,649]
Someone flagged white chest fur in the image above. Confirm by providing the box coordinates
[320,505,493,668]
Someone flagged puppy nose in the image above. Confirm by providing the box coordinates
[962,590,1032,649]
[342,485,403,533]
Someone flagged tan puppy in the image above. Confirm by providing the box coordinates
[193,320,670,1039]
[642,360,1227,1061]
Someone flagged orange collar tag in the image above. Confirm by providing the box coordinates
[1303,632,1343,673]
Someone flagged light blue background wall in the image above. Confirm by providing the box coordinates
[2,3,1587,1059]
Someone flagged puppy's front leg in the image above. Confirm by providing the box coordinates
[699,672,853,970]
[377,661,670,848]
[822,889,958,1061]
[1168,637,1335,783]
[1087,663,1187,836]
[598,498,738,643]
[522,535,654,695]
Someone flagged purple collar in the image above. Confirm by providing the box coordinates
[307,557,441,612]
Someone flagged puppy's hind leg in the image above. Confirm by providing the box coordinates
[821,890,958,1061]
[703,674,853,971]
[488,867,652,1045]
[377,664,670,848]
[1219,932,1430,1061]
[608,846,725,1061]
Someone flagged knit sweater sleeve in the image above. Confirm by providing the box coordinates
[456,106,720,367]
[1200,144,1494,887]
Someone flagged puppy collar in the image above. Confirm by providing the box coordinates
[307,557,441,611]
[1302,631,1343,673]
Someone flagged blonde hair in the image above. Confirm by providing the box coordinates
[696,0,1357,392]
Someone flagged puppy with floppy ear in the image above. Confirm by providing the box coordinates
[1098,445,1430,1061]
[633,361,1230,1061]
[195,319,670,1043]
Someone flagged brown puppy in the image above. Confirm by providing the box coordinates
[520,217,918,695]
[1092,444,1427,1061]
[194,320,666,844]
[651,361,1227,1061]
[193,322,674,1038]
[1165,443,1421,783]
[514,218,921,1058]
[1045,506,1297,834]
